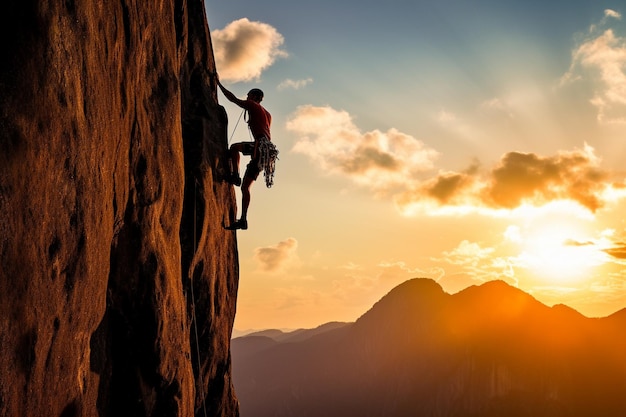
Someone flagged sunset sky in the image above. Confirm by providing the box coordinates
[204,0,626,331]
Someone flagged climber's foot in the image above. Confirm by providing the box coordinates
[226,219,248,230]
[226,173,242,186]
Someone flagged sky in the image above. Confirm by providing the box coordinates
[204,0,626,331]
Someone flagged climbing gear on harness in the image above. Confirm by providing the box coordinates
[256,136,279,188]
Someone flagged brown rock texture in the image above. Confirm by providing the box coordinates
[0,1,239,416]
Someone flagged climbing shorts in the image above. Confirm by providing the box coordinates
[240,141,255,156]
[238,140,262,181]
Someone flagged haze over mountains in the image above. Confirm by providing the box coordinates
[232,278,626,417]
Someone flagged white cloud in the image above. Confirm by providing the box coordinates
[604,9,622,20]
[212,18,288,82]
[288,105,440,192]
[253,238,299,273]
[438,240,495,266]
[429,240,519,287]
[562,14,626,123]
[278,78,313,90]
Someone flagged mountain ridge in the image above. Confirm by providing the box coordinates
[233,278,626,417]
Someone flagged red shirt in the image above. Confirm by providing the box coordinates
[242,100,272,140]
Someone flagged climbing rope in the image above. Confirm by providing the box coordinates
[191,178,209,417]
[228,109,245,145]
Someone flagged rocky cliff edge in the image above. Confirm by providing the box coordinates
[0,1,239,416]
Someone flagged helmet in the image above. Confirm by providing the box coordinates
[247,88,264,100]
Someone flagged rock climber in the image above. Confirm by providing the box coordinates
[217,75,272,231]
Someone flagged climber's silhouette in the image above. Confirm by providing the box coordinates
[217,75,272,231]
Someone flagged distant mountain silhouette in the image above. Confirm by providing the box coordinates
[235,321,350,342]
[232,278,626,417]
[231,322,351,367]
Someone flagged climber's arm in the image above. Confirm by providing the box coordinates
[217,77,246,108]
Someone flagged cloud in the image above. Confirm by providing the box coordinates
[376,261,444,281]
[288,105,440,191]
[603,9,622,21]
[437,240,495,267]
[278,78,313,91]
[564,238,595,247]
[561,12,626,123]
[212,18,288,82]
[253,238,298,273]
[418,162,480,205]
[289,105,626,216]
[431,240,517,286]
[341,262,364,271]
[397,144,623,215]
[482,145,608,211]
[605,244,626,259]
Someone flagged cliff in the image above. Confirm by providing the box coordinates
[0,1,239,416]
[232,279,626,417]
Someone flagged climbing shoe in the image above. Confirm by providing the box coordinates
[226,219,248,230]
[226,173,242,186]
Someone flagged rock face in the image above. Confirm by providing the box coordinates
[232,279,626,417]
[0,1,239,416]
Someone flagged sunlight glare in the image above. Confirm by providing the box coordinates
[516,221,603,284]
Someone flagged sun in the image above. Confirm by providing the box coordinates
[515,220,602,284]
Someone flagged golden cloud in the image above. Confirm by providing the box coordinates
[212,18,287,82]
[605,244,626,259]
[289,105,440,190]
[397,145,620,215]
[254,238,298,273]
[482,147,608,211]
[289,106,623,216]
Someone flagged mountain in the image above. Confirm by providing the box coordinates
[231,322,351,361]
[232,278,626,417]
[0,1,238,416]
[236,322,350,342]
